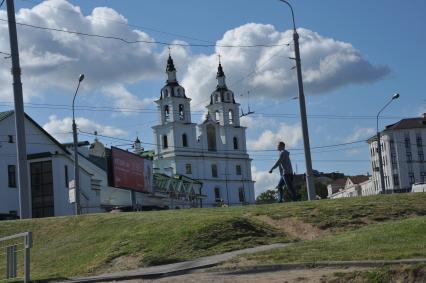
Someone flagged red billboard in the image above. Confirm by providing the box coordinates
[111,147,146,192]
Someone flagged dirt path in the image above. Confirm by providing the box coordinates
[106,266,370,283]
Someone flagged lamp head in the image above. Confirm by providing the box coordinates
[392,93,400,100]
[78,74,85,82]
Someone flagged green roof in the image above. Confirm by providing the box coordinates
[0,110,14,122]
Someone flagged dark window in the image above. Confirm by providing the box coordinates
[182,134,188,147]
[405,137,411,149]
[214,187,221,201]
[233,136,238,150]
[393,174,399,186]
[419,152,424,162]
[409,172,415,185]
[238,187,245,202]
[164,105,170,122]
[207,125,217,151]
[185,164,192,174]
[211,164,218,178]
[179,104,184,120]
[417,135,422,147]
[8,135,13,143]
[421,172,426,183]
[64,165,69,188]
[236,165,242,175]
[406,152,412,162]
[8,165,16,188]
[163,135,168,149]
[31,161,54,218]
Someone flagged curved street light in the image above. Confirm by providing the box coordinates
[376,93,400,194]
[277,0,316,200]
[72,74,84,215]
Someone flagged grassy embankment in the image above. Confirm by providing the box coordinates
[0,193,425,281]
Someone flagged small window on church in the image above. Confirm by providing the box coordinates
[163,89,168,98]
[226,93,230,101]
[163,135,168,149]
[207,125,217,151]
[179,104,184,120]
[215,111,220,123]
[233,136,238,150]
[236,165,242,175]
[229,109,234,125]
[164,105,170,122]
[182,134,188,147]
[214,187,221,201]
[214,94,218,103]
[211,164,218,178]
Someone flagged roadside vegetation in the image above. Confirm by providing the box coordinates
[0,193,425,281]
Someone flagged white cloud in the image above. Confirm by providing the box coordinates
[0,2,389,112]
[43,115,127,142]
[252,166,278,197]
[344,127,375,143]
[247,122,302,150]
[101,84,155,115]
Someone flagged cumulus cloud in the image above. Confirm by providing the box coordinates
[252,166,278,197]
[101,84,155,115]
[43,115,127,142]
[0,1,389,114]
[247,122,302,150]
[182,24,390,108]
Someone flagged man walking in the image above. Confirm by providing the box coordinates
[269,141,297,202]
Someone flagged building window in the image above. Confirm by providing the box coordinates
[416,135,422,147]
[179,104,184,120]
[236,165,242,175]
[211,164,218,178]
[405,136,411,149]
[8,135,13,143]
[164,105,170,122]
[214,187,221,201]
[185,164,192,174]
[163,135,168,149]
[238,187,245,202]
[215,111,220,123]
[8,165,16,188]
[233,136,238,150]
[229,109,234,125]
[421,172,426,183]
[406,152,412,162]
[182,134,188,147]
[393,174,399,186]
[409,172,415,185]
[207,125,217,151]
[64,165,69,188]
[419,152,424,162]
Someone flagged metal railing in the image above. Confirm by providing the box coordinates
[0,232,32,283]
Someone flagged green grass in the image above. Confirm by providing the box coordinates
[0,193,425,281]
[234,216,426,265]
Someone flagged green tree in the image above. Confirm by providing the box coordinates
[256,189,278,204]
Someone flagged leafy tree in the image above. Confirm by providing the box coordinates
[256,189,278,204]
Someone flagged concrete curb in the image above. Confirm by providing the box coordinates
[217,258,426,275]
[55,243,288,283]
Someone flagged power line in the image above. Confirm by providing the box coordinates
[0,18,291,48]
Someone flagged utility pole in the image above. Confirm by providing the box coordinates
[278,0,316,200]
[6,0,30,219]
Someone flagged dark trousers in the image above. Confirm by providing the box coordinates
[277,174,297,202]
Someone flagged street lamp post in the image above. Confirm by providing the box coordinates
[376,93,400,194]
[278,0,316,200]
[72,74,85,215]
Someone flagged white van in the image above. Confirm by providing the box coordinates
[411,183,426,193]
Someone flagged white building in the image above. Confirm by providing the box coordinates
[0,111,101,218]
[368,114,426,193]
[152,56,255,207]
[328,175,370,199]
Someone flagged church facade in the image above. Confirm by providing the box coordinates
[152,55,255,207]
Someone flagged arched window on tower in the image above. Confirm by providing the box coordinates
[182,133,188,147]
[215,111,220,123]
[233,136,238,150]
[163,135,168,149]
[229,109,234,125]
[164,105,170,122]
[179,104,184,120]
[207,125,217,151]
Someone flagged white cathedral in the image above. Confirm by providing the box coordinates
[152,55,255,207]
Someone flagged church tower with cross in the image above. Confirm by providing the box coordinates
[152,55,255,207]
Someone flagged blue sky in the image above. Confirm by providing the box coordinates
[1,0,425,195]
